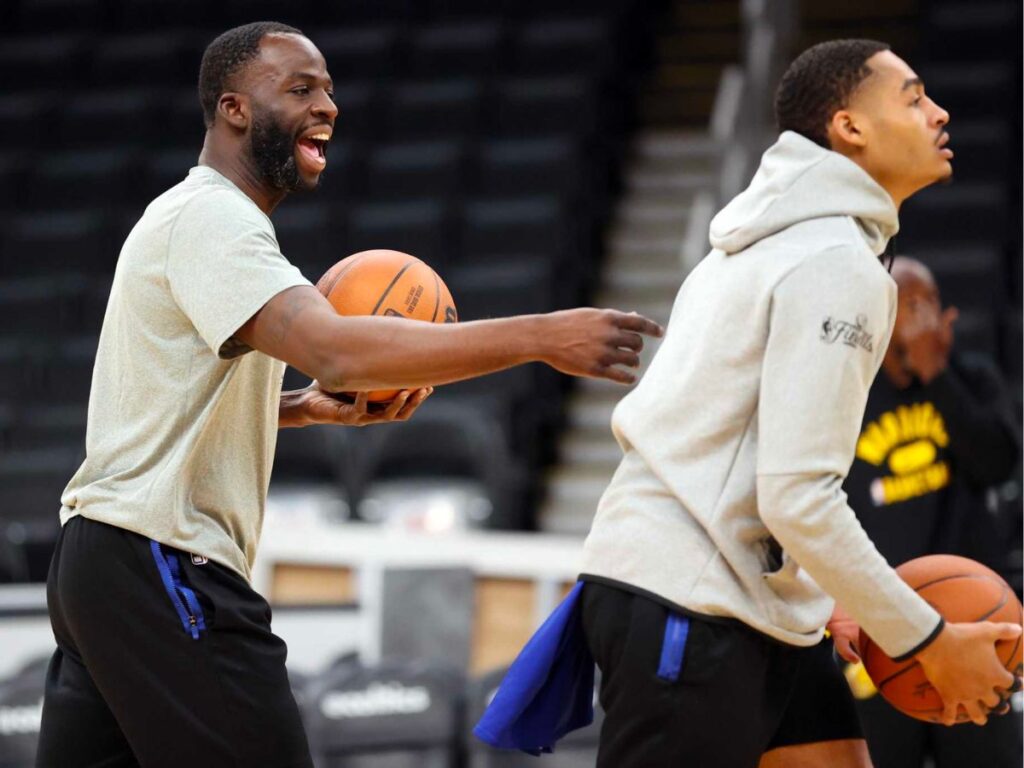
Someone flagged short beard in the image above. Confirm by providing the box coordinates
[249,108,302,192]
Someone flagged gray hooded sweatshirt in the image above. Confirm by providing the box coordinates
[580,131,943,660]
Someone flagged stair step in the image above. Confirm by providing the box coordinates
[559,433,622,470]
[602,264,684,291]
[537,501,598,536]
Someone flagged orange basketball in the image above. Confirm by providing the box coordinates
[860,554,1023,723]
[316,249,457,403]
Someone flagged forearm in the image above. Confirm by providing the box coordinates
[279,388,312,428]
[317,314,546,392]
[758,473,942,659]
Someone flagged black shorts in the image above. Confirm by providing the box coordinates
[37,516,313,768]
[581,580,862,768]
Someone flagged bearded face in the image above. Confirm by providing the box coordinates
[248,105,311,192]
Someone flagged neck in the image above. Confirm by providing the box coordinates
[829,143,909,210]
[198,132,286,215]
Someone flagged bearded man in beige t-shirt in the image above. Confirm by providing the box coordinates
[37,22,662,768]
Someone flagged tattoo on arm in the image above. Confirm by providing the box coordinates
[269,288,321,347]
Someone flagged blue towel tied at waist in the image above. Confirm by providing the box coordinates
[473,580,595,755]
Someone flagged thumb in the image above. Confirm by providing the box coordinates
[988,622,1023,641]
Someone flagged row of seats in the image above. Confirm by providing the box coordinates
[2,134,608,208]
[2,0,646,34]
[1,18,632,88]
[0,75,628,151]
[0,197,600,286]
[0,654,603,767]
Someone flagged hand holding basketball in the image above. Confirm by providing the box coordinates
[859,555,1023,726]
[539,309,664,384]
[298,383,433,427]
[915,621,1021,726]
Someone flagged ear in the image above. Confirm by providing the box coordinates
[216,92,249,131]
[827,109,867,151]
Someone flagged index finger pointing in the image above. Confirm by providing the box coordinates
[614,312,664,337]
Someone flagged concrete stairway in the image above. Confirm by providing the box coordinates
[537,0,742,535]
[538,131,721,534]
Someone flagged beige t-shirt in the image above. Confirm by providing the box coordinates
[60,166,311,581]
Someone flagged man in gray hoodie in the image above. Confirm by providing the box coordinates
[578,39,1021,768]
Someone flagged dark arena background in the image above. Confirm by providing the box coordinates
[0,0,1020,765]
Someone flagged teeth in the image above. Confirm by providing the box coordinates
[309,133,330,141]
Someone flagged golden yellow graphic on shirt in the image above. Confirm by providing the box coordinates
[855,402,950,505]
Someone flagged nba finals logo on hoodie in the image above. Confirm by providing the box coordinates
[855,402,950,505]
[820,314,874,352]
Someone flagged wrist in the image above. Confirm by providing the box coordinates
[518,313,552,365]
[280,388,315,428]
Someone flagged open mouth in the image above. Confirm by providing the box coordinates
[296,132,330,171]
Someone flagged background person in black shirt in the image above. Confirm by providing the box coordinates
[843,256,1022,768]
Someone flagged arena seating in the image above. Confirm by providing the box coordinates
[0,0,661,575]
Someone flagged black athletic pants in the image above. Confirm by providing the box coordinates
[37,516,313,768]
[856,689,1023,768]
[581,580,862,768]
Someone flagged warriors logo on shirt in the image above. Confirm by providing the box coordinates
[820,314,874,352]
[855,402,950,505]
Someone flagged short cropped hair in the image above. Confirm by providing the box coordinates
[774,39,890,148]
[199,21,304,128]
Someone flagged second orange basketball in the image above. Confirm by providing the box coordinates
[316,249,457,403]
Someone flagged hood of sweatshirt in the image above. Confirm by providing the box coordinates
[709,131,899,257]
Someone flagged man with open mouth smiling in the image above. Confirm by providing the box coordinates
[35,20,663,768]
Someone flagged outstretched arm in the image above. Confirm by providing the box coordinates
[236,285,663,393]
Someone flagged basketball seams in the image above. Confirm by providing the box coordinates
[370,260,416,316]
[429,270,441,322]
[318,252,367,296]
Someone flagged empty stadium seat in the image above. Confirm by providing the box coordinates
[344,399,528,528]
[0,278,84,339]
[491,77,598,137]
[314,26,402,80]
[7,406,87,453]
[271,202,336,279]
[92,33,192,88]
[302,657,465,767]
[0,94,52,155]
[513,18,613,77]
[41,336,99,405]
[918,62,1015,121]
[155,89,207,152]
[313,141,359,202]
[144,148,200,199]
[329,82,380,142]
[384,79,484,140]
[26,150,140,209]
[473,136,586,200]
[346,200,452,271]
[366,140,467,202]
[900,183,1009,244]
[58,90,155,151]
[2,211,113,277]
[0,341,34,402]
[0,35,87,91]
[408,21,504,77]
[460,196,566,263]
